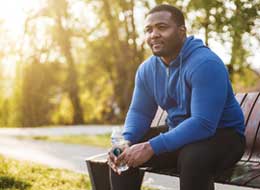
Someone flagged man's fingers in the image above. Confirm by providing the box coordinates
[107,157,119,173]
[116,150,126,163]
[107,151,118,170]
[108,151,117,162]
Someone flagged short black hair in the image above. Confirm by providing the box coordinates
[147,4,185,26]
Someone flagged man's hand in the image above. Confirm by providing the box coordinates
[117,142,154,168]
[107,149,119,174]
[107,143,130,175]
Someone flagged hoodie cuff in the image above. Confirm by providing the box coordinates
[123,134,134,144]
[148,134,168,155]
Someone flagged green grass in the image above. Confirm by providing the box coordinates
[0,155,90,190]
[0,155,157,190]
[18,134,111,148]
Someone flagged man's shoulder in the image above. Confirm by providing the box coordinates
[141,56,157,66]
[194,46,222,62]
[186,47,224,69]
[184,48,227,78]
[137,56,157,72]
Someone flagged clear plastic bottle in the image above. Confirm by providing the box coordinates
[111,127,129,172]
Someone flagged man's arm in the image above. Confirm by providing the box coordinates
[108,66,157,173]
[149,60,228,155]
[123,67,158,144]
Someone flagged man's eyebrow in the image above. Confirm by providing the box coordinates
[145,22,169,27]
[155,23,168,26]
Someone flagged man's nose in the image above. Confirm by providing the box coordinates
[150,29,160,38]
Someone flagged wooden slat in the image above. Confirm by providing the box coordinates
[241,92,260,161]
[241,92,259,124]
[158,111,167,126]
[235,93,247,106]
[151,107,164,127]
[246,94,260,162]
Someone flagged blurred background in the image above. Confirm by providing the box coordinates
[0,0,259,128]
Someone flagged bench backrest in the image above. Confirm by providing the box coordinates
[150,92,260,162]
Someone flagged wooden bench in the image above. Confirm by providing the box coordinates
[86,92,260,190]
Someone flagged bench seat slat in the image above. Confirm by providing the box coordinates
[158,111,167,126]
[246,94,260,162]
[240,92,260,161]
[235,93,247,106]
[241,92,259,124]
[151,107,164,127]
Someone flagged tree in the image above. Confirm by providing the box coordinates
[84,0,146,121]
[24,0,84,124]
[20,60,62,126]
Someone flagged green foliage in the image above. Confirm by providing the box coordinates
[186,0,259,83]
[50,94,74,125]
[87,0,145,121]
[0,98,9,126]
[0,0,259,126]
[232,67,260,92]
[20,62,62,127]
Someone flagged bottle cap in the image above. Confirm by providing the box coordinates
[113,147,122,157]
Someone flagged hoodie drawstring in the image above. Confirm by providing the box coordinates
[179,53,183,109]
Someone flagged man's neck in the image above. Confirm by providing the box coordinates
[161,56,174,65]
[161,37,186,65]
[161,50,180,66]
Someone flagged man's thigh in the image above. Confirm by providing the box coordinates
[141,127,245,174]
[143,149,179,170]
[177,128,245,175]
[140,126,179,170]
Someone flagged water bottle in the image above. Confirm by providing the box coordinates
[111,127,129,172]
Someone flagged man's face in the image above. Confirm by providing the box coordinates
[144,11,185,58]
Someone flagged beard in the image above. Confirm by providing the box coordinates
[150,41,182,58]
[151,46,172,57]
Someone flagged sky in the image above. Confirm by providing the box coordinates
[0,0,45,77]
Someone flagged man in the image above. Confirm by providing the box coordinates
[108,4,245,190]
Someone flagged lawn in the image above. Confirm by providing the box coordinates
[0,155,90,190]
[0,155,157,190]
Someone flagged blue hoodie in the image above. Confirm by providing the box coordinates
[123,36,245,155]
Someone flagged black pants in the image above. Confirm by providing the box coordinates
[109,127,245,190]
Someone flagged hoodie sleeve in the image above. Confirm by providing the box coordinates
[123,66,158,144]
[149,60,228,155]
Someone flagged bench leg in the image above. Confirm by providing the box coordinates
[86,158,111,190]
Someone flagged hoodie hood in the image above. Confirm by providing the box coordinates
[154,36,206,112]
[178,36,206,63]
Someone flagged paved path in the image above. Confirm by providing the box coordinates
[0,125,114,136]
[0,126,255,190]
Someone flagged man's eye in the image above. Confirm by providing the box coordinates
[144,28,152,33]
[158,25,167,30]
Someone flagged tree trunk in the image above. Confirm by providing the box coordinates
[55,13,84,124]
